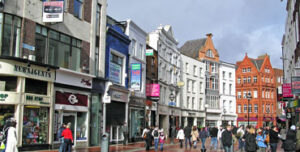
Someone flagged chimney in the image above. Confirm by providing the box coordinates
[206,33,213,37]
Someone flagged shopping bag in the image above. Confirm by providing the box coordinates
[0,142,5,150]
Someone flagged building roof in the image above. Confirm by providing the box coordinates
[250,58,264,71]
[179,38,207,59]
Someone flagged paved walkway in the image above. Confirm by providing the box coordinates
[31,138,284,152]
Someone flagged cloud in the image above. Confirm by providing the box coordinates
[107,0,286,68]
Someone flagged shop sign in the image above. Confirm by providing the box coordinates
[288,99,300,108]
[56,69,93,89]
[43,1,64,22]
[109,62,122,84]
[283,83,293,98]
[158,105,169,115]
[111,90,128,103]
[55,91,88,107]
[14,65,52,78]
[130,63,141,91]
[146,49,154,56]
[168,101,176,106]
[292,77,300,94]
[25,94,50,105]
[146,84,160,97]
[0,93,8,102]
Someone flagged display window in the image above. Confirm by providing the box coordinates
[0,105,15,130]
[0,76,18,91]
[130,109,144,139]
[22,107,49,145]
[25,78,48,95]
[76,112,87,140]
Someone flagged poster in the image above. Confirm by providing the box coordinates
[109,62,122,84]
[43,1,64,22]
[146,84,160,97]
[130,63,141,90]
[292,77,300,94]
[283,83,293,98]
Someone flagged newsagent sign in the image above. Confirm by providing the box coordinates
[43,1,64,22]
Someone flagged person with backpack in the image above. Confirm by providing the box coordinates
[57,123,66,152]
[176,127,184,148]
[159,132,166,151]
[283,125,297,152]
[1,120,11,152]
[184,125,192,149]
[5,118,18,152]
[152,127,160,151]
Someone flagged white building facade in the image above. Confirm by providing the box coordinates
[148,25,181,135]
[181,54,206,127]
[219,61,237,126]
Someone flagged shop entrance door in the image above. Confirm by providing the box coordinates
[62,113,76,146]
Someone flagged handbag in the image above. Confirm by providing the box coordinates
[192,131,199,141]
[0,142,5,150]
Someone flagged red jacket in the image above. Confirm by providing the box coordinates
[62,128,73,141]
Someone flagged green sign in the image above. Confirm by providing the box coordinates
[131,63,141,70]
[146,49,154,56]
[26,95,49,104]
[0,94,8,101]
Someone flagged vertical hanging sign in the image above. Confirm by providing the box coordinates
[43,1,64,22]
[130,63,141,91]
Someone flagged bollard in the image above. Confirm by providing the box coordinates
[101,132,110,152]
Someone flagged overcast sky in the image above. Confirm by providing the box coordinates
[107,0,286,68]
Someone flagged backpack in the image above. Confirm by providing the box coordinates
[154,130,159,137]
[0,131,4,142]
[264,134,270,143]
[0,127,9,142]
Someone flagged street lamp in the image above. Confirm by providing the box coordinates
[204,104,209,127]
[246,92,252,126]
[169,92,176,144]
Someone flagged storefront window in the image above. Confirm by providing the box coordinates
[76,112,87,140]
[25,78,48,95]
[0,76,17,91]
[23,107,49,145]
[0,105,15,131]
[35,25,47,64]
[130,109,144,139]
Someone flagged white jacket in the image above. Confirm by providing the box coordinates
[6,127,18,152]
[176,129,185,140]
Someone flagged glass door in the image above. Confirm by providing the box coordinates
[62,113,76,146]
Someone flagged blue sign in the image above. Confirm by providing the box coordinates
[130,63,141,91]
[22,43,35,51]
[168,101,176,106]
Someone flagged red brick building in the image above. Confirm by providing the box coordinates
[236,54,277,127]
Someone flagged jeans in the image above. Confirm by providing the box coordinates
[154,138,159,151]
[270,143,277,152]
[238,138,245,150]
[63,139,72,152]
[193,141,197,149]
[201,138,206,149]
[179,139,183,148]
[211,137,218,149]
[160,143,164,151]
[258,147,266,152]
[224,145,233,152]
[59,138,64,152]
[185,137,192,148]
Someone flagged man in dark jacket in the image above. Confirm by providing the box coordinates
[222,125,233,152]
[1,120,10,152]
[283,125,297,152]
[57,123,66,152]
[210,126,218,150]
[184,126,192,149]
[269,126,279,152]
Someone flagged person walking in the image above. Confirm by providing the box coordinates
[184,126,192,149]
[145,129,152,151]
[218,125,225,150]
[245,127,257,152]
[176,127,184,148]
[152,127,160,151]
[237,125,245,152]
[296,124,300,152]
[1,119,11,152]
[283,125,297,152]
[57,123,66,152]
[191,126,199,149]
[142,127,149,148]
[199,127,209,151]
[62,123,73,152]
[269,126,279,152]
[159,132,165,151]
[210,126,218,150]
[5,119,17,152]
[222,125,233,152]
[256,129,267,152]
[121,122,128,145]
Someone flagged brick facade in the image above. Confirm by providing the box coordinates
[236,54,277,127]
[81,41,90,73]
[68,0,74,15]
[22,19,36,57]
[83,0,92,23]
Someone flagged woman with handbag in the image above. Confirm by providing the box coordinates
[191,126,199,149]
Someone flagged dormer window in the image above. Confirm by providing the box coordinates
[206,49,214,58]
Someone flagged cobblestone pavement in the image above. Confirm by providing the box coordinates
[33,138,284,152]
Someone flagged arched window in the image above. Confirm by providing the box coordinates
[206,49,214,57]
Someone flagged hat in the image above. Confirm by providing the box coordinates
[291,125,296,130]
[10,118,16,122]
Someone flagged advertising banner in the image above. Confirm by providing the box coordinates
[146,49,154,56]
[43,1,64,22]
[283,83,293,98]
[109,62,122,84]
[292,77,300,94]
[130,63,141,90]
[146,84,160,97]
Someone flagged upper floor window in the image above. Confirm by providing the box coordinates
[253,76,257,83]
[247,77,251,83]
[237,91,242,99]
[109,52,124,85]
[244,105,247,113]
[249,104,252,113]
[206,49,214,58]
[193,65,197,76]
[237,78,241,84]
[247,67,251,72]
[242,68,246,73]
[199,68,202,77]
[243,77,247,84]
[136,43,143,59]
[186,63,189,73]
[130,39,136,55]
[74,0,83,19]
[223,83,226,94]
[229,72,232,79]
[238,104,241,113]
[253,90,258,98]
[265,68,270,73]
[229,84,232,95]
[0,76,17,92]
[199,98,202,110]
[254,104,258,113]
[223,71,225,79]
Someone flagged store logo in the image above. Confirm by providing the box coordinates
[68,94,78,104]
[0,94,8,102]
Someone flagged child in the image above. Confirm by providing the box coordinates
[159,132,165,151]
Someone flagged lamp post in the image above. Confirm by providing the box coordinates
[246,92,252,126]
[204,104,209,127]
[169,92,175,144]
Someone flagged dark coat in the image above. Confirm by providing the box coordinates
[199,130,208,138]
[269,129,279,144]
[245,133,257,152]
[221,130,233,147]
[283,130,297,151]
[184,126,191,138]
[210,127,218,137]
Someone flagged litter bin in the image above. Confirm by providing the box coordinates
[101,132,110,152]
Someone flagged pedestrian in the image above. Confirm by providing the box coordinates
[279,126,287,141]
[263,126,270,151]
[296,124,300,152]
[121,122,128,145]
[152,127,160,151]
[283,125,297,152]
[256,129,267,152]
[237,125,245,152]
[1,119,11,152]
[245,127,257,152]
[159,132,165,151]
[176,127,184,148]
[191,126,199,149]
[222,125,233,152]
[210,126,218,150]
[142,127,149,147]
[269,126,279,152]
[62,123,73,152]
[184,125,192,149]
[218,125,225,150]
[199,127,208,151]
[57,123,66,152]
[5,118,17,152]
[145,129,152,151]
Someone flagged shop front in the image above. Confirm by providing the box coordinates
[106,86,129,143]
[129,98,145,142]
[158,105,169,135]
[53,68,93,148]
[237,117,258,127]
[206,114,221,127]
[0,57,56,151]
